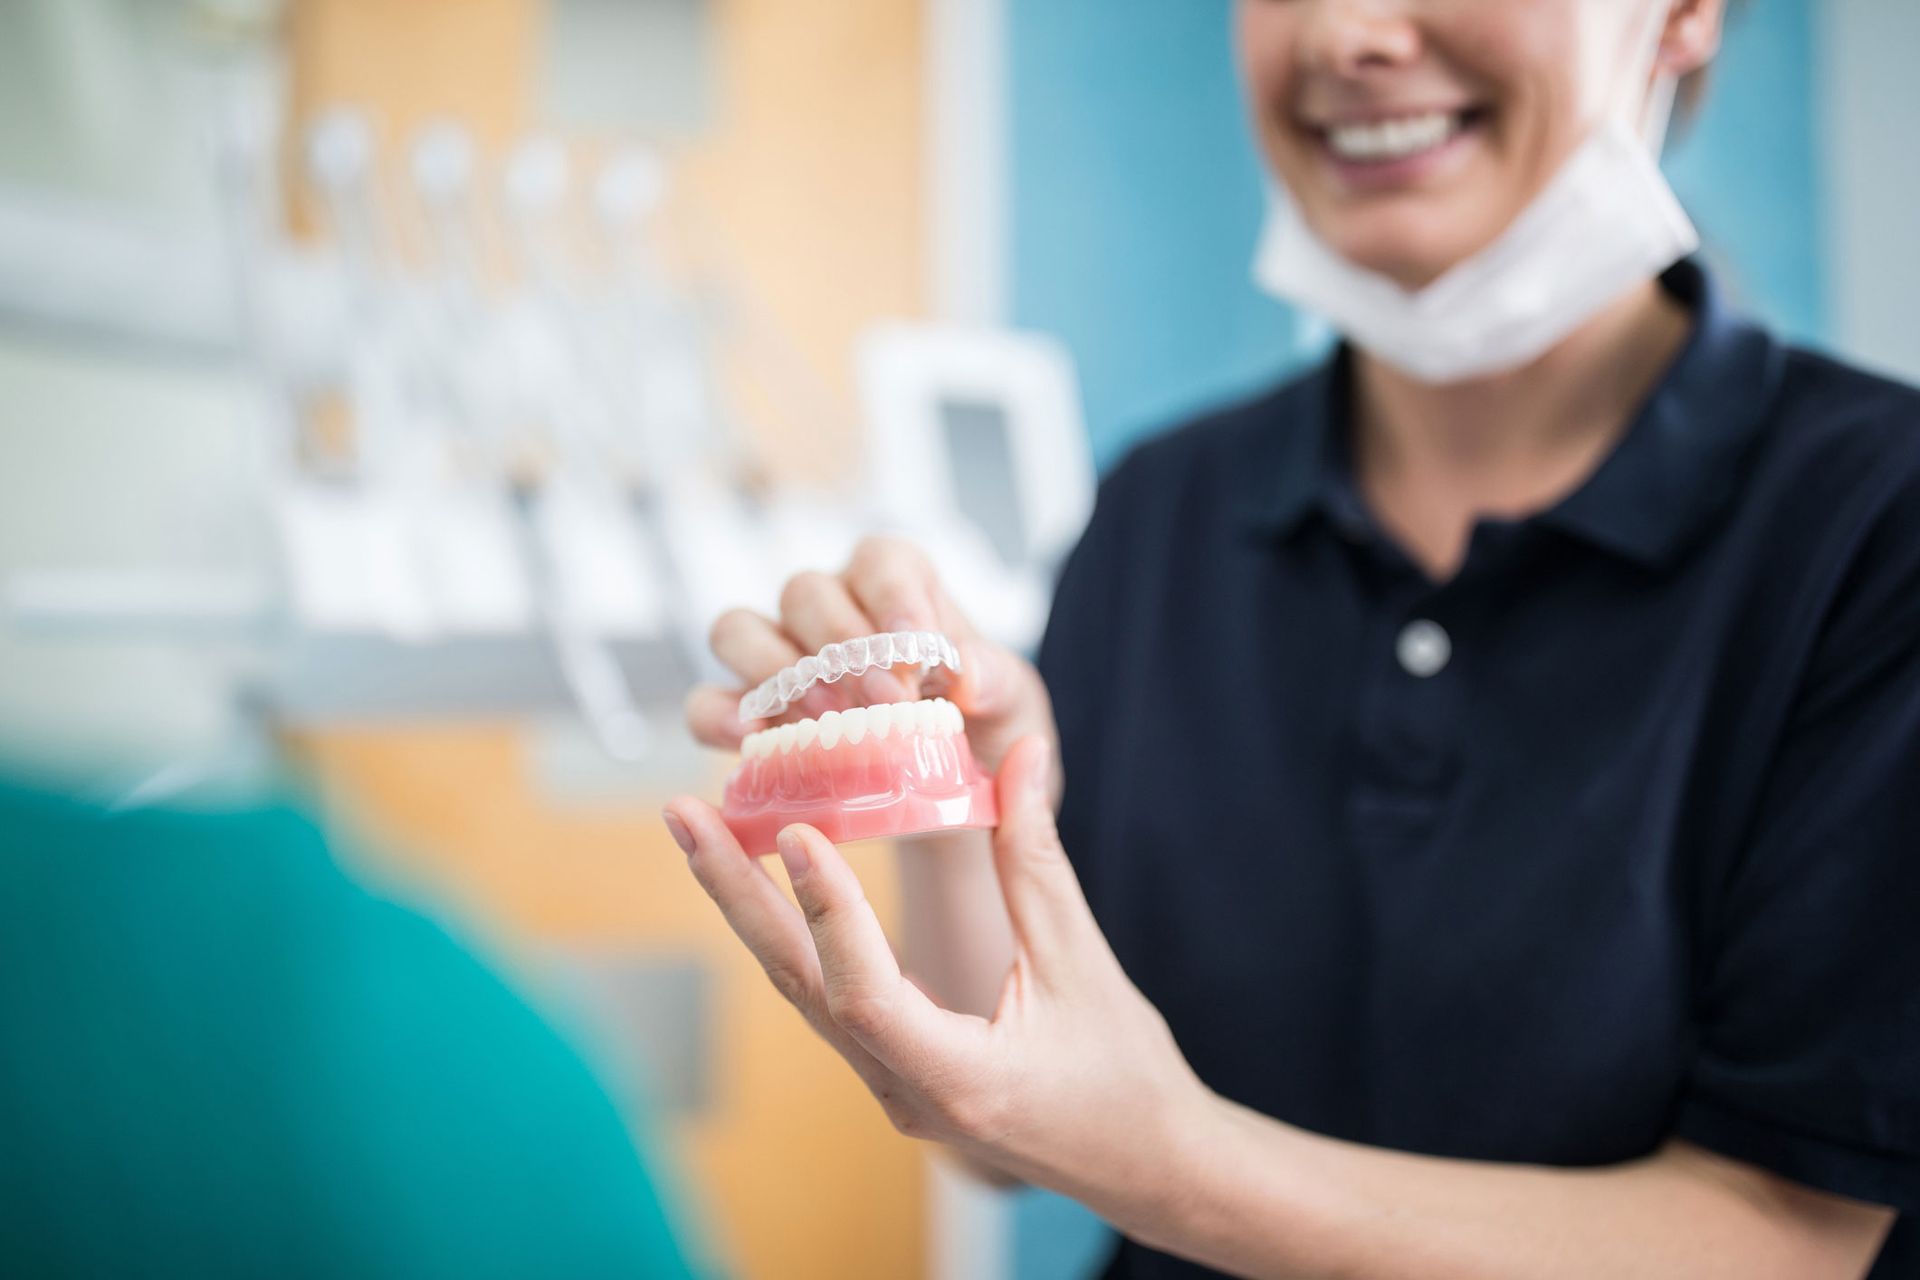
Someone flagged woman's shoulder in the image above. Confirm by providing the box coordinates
[1744,346,1920,562]
[1093,365,1329,525]
[1734,347,1920,684]
[1765,345,1920,475]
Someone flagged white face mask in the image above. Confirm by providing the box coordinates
[1252,55,1699,384]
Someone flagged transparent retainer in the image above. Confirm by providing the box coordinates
[737,630,962,723]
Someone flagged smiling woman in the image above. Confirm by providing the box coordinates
[673,1,1920,1277]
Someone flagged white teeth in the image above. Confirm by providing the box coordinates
[739,697,963,758]
[1327,110,1459,162]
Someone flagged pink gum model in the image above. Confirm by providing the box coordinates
[721,698,997,856]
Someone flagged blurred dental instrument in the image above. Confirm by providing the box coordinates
[2,82,1097,779]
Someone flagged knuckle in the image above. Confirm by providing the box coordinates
[706,607,758,653]
[800,892,839,929]
[801,878,867,929]
[681,685,708,733]
[829,987,894,1040]
[682,684,731,734]
[871,1083,932,1138]
[889,1104,934,1140]
[933,1076,1004,1141]
[848,534,891,568]
[850,535,924,580]
[761,959,812,1008]
[865,572,917,614]
[777,570,832,618]
[1000,821,1063,871]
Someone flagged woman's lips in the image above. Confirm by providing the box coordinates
[1307,109,1482,194]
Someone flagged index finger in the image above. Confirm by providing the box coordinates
[684,683,750,749]
[776,823,985,1076]
[709,607,803,688]
[666,800,936,1114]
[843,538,987,705]
[845,537,948,636]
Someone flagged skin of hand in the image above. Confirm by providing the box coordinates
[663,740,1897,1279]
[680,535,1054,1184]
[682,536,1058,788]
[663,737,1209,1232]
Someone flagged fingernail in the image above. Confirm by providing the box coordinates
[776,827,811,880]
[663,810,696,856]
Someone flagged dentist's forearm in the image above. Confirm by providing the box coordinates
[1101,1091,1891,1280]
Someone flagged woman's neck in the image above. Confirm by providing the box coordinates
[1349,278,1694,581]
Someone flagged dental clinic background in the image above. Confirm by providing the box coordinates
[1,1,1915,1278]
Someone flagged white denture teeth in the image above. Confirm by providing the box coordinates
[738,630,963,722]
[739,697,963,759]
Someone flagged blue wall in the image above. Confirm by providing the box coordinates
[1009,1,1303,474]
[1664,0,1825,344]
[1005,1,1824,1275]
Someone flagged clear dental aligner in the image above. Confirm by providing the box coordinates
[737,631,962,723]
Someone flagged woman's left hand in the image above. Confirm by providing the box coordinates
[662,738,1209,1223]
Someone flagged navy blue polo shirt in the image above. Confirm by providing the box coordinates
[1037,261,1920,1278]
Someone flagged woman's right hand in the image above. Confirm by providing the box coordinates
[683,536,1058,787]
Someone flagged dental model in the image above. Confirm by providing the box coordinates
[721,633,997,855]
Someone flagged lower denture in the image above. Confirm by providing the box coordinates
[721,697,997,855]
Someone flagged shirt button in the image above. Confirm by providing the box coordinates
[1396,619,1451,677]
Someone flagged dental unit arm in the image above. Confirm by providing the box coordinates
[720,631,998,855]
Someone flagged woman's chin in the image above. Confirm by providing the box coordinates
[1320,231,1473,291]
[1300,198,1504,290]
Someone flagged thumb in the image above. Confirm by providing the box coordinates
[950,641,1049,772]
[991,736,1100,974]
[948,636,1015,719]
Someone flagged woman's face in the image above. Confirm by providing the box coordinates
[1237,0,1717,288]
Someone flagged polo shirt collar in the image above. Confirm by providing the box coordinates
[1239,259,1786,570]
